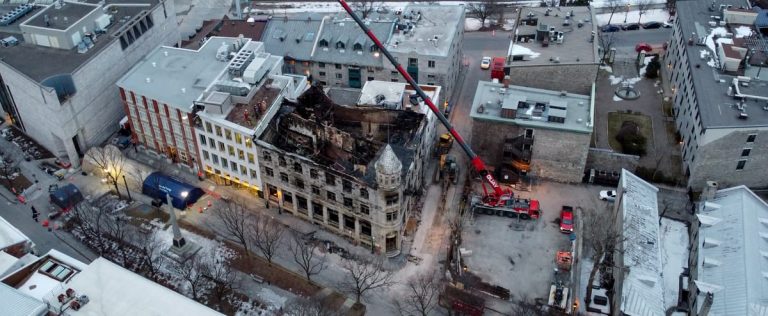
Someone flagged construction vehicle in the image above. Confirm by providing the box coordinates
[556,251,573,271]
[472,196,540,219]
[548,280,569,311]
[339,0,517,215]
[434,154,459,185]
[433,133,453,157]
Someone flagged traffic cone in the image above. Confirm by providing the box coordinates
[198,207,203,213]
[42,219,49,228]
[207,200,212,208]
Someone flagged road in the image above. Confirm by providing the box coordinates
[606,28,672,58]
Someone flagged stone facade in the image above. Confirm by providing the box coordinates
[506,63,598,95]
[470,120,591,183]
[585,148,640,174]
[687,129,768,189]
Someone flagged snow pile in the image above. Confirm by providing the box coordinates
[465,18,489,31]
[502,19,516,31]
[704,27,729,54]
[257,288,288,310]
[509,44,541,59]
[624,77,642,85]
[600,65,613,73]
[596,8,669,26]
[660,218,689,310]
[734,26,753,38]
[613,95,624,101]
[609,75,624,85]
[639,56,654,77]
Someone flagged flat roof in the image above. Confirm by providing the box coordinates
[23,1,99,30]
[225,84,281,129]
[387,4,463,57]
[0,282,47,316]
[508,6,598,66]
[326,86,362,106]
[675,0,768,128]
[0,216,30,250]
[357,80,440,115]
[0,0,158,82]
[469,81,593,134]
[184,17,269,50]
[118,37,242,109]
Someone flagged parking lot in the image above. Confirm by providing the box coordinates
[461,181,606,310]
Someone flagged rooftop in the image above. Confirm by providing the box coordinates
[224,83,282,129]
[357,80,441,117]
[261,13,324,61]
[118,37,251,109]
[695,185,768,315]
[2,249,88,301]
[23,1,99,30]
[507,6,598,66]
[387,4,464,57]
[183,17,269,50]
[260,85,424,187]
[469,81,593,134]
[617,169,664,316]
[0,282,46,316]
[326,86,362,106]
[675,0,768,128]
[0,215,31,250]
[48,258,222,316]
[0,0,159,82]
[311,15,395,66]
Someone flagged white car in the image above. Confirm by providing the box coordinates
[480,56,492,69]
[599,190,616,202]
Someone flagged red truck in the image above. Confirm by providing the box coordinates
[560,206,574,233]
[490,57,506,81]
[473,196,541,220]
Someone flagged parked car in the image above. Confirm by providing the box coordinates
[622,23,641,30]
[480,56,492,69]
[601,24,621,32]
[642,21,663,29]
[599,190,617,202]
[560,206,574,234]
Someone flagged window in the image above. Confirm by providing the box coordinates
[202,150,210,160]
[264,167,274,177]
[221,157,228,167]
[199,134,207,145]
[312,186,320,195]
[360,188,368,199]
[344,215,355,230]
[391,71,398,76]
[218,142,225,152]
[747,134,757,143]
[250,169,258,178]
[247,153,255,163]
[360,204,370,215]
[367,66,376,72]
[293,162,303,173]
[386,194,399,205]
[230,161,237,172]
[312,203,324,220]
[386,211,397,222]
[319,39,329,47]
[368,77,375,81]
[737,159,746,170]
[335,73,343,79]
[212,154,219,164]
[318,71,327,77]
[342,179,352,192]
[335,64,342,69]
[320,81,327,86]
[408,58,418,67]
[215,125,222,137]
[283,192,293,204]
[224,129,232,140]
[238,149,245,160]
[391,78,398,82]
[336,41,345,49]
[370,45,379,52]
[428,60,435,68]
[245,138,252,148]
[228,145,235,156]
[741,148,751,157]
[325,173,336,186]
[344,197,353,207]
[353,43,363,51]
[296,179,305,189]
[328,209,339,224]
[280,172,289,182]
[310,169,318,178]
[263,153,272,161]
[205,122,212,133]
[319,62,326,68]
[279,157,287,167]
[427,74,436,79]
[327,191,336,201]
[234,132,242,144]
[208,137,215,148]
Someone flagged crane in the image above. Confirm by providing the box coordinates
[336,0,511,206]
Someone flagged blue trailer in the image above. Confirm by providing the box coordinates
[141,172,205,209]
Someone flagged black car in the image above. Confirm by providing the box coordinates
[642,21,663,29]
[601,24,621,32]
[622,23,641,30]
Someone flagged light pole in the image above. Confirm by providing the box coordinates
[122,174,132,201]
[370,236,376,254]
[624,3,630,23]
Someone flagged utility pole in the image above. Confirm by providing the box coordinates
[122,175,132,201]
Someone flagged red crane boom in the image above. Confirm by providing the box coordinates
[336,0,508,201]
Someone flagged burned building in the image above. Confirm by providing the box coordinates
[256,86,429,257]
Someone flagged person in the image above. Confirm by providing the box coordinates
[31,206,39,222]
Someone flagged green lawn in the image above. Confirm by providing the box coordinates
[607,112,653,153]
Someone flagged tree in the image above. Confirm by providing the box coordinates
[208,198,254,257]
[135,230,165,279]
[392,271,441,316]
[283,296,336,316]
[467,0,502,29]
[615,121,647,156]
[0,158,20,193]
[206,250,239,305]
[289,231,327,282]
[174,254,211,301]
[251,213,285,264]
[103,215,133,266]
[636,0,652,24]
[339,257,396,303]
[85,145,126,198]
[599,33,617,64]
[583,206,624,307]
[351,0,381,19]
[510,295,546,315]
[71,202,109,255]
[604,0,625,26]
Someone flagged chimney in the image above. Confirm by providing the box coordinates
[502,75,510,88]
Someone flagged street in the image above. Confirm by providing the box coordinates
[606,28,672,58]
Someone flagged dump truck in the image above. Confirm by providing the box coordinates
[433,133,453,157]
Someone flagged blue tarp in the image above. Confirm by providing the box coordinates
[141,172,204,209]
[49,183,84,211]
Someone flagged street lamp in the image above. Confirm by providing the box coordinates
[122,174,132,201]
[370,236,376,254]
[624,3,630,23]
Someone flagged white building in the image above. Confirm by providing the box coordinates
[0,0,179,167]
[612,169,664,316]
[687,183,768,315]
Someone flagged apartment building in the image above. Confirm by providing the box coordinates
[469,80,594,183]
[504,6,599,95]
[0,0,178,167]
[665,0,768,189]
[261,4,464,105]
[255,84,434,257]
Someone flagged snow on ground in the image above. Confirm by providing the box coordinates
[639,56,653,77]
[613,95,623,101]
[502,19,516,31]
[660,218,689,310]
[465,18,489,31]
[609,75,642,86]
[704,27,728,54]
[591,0,666,8]
[596,8,669,26]
[609,75,624,85]
[257,288,288,309]
[600,65,613,73]
[509,44,541,59]
[624,77,642,85]
[734,25,753,38]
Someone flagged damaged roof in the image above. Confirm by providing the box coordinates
[259,85,424,187]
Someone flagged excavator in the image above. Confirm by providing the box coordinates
[434,154,459,185]
[433,133,454,158]
[337,0,514,210]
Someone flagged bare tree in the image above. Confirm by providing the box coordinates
[604,0,625,26]
[71,202,109,255]
[289,231,327,283]
[351,0,382,19]
[135,230,165,279]
[599,33,617,64]
[174,255,211,301]
[85,145,126,198]
[339,257,396,303]
[283,296,336,316]
[467,0,502,29]
[636,0,651,24]
[0,158,20,192]
[583,205,624,307]
[206,252,239,304]
[252,213,285,264]
[392,271,441,316]
[208,198,254,257]
[103,215,133,266]
[510,295,546,315]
